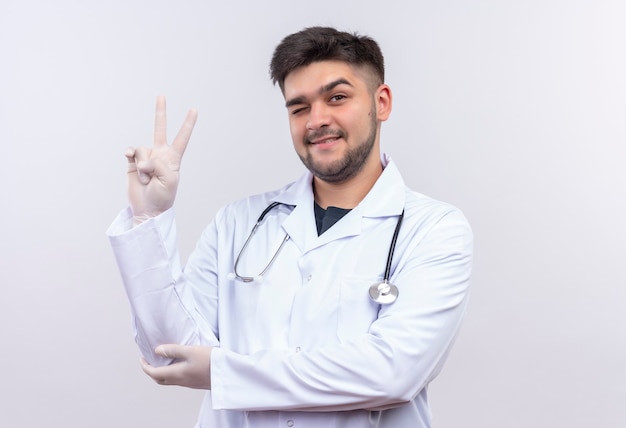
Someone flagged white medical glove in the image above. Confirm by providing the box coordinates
[141,344,213,390]
[126,96,198,225]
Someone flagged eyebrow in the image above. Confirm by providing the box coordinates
[285,78,353,108]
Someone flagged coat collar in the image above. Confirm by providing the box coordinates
[270,154,406,253]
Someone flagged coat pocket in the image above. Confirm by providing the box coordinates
[337,276,381,342]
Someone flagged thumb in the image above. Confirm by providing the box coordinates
[155,344,186,359]
[136,159,157,185]
[137,157,175,184]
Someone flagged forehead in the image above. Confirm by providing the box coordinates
[283,60,370,98]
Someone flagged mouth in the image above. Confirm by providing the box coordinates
[306,130,346,146]
[308,135,342,145]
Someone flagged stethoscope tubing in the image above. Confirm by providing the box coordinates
[230,202,404,304]
[383,210,404,282]
[231,202,287,283]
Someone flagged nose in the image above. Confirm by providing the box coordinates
[306,102,330,130]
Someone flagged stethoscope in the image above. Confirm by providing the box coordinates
[228,202,404,305]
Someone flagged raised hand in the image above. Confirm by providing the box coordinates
[126,96,198,225]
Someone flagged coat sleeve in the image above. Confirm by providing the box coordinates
[107,207,220,366]
[209,208,473,412]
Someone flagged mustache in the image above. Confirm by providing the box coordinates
[305,129,346,144]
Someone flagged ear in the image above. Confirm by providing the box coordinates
[375,84,392,121]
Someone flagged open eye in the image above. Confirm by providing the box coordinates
[329,94,346,103]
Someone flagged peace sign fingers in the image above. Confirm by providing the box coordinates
[153,95,197,156]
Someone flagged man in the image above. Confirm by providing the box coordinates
[108,26,472,428]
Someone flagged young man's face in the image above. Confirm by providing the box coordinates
[283,60,391,184]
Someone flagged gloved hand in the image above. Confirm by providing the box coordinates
[126,96,198,225]
[141,344,213,390]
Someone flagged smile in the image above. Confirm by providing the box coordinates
[310,136,341,145]
[306,129,346,146]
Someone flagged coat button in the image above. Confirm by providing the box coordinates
[286,420,294,427]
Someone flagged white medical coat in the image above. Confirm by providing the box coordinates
[107,155,473,428]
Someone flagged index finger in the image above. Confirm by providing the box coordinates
[171,108,198,156]
[154,95,167,147]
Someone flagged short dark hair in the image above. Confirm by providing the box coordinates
[270,27,385,92]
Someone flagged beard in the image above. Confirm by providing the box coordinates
[298,108,378,184]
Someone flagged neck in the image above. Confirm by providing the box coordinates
[313,157,383,209]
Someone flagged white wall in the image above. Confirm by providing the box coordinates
[1,0,624,426]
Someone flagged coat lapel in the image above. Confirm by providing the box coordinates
[271,155,407,255]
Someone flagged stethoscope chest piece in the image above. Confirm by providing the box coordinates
[369,281,399,305]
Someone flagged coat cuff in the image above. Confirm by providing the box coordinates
[106,207,181,299]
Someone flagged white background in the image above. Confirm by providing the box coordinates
[1,0,624,426]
